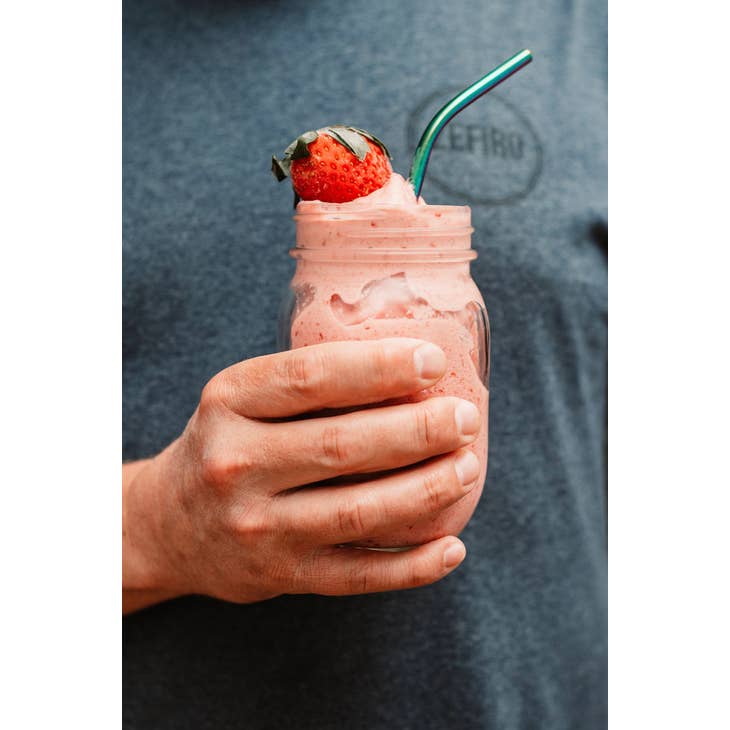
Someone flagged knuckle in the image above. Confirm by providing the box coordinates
[421,470,447,513]
[414,405,438,448]
[336,495,376,538]
[319,425,351,469]
[230,504,270,544]
[283,350,325,399]
[337,501,364,537]
[200,448,255,489]
[199,451,233,487]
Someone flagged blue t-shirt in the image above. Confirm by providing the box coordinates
[123,0,607,727]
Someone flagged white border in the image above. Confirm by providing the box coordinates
[611,1,730,727]
[0,2,120,728]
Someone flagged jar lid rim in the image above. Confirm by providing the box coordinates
[289,248,478,262]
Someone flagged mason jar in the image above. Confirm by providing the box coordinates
[278,199,489,547]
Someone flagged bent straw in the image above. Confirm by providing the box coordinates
[408,49,533,198]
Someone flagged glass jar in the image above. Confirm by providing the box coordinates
[278,200,489,547]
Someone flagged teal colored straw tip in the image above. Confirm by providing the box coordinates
[408,49,534,197]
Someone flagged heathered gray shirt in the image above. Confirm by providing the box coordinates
[123,0,607,727]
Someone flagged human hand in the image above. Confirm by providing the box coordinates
[123,338,482,606]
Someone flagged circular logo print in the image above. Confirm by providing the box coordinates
[407,89,543,206]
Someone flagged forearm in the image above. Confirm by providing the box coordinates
[123,458,182,614]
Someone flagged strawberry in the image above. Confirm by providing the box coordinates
[272,126,392,203]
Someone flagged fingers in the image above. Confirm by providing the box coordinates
[295,536,467,596]
[259,396,482,491]
[206,338,447,419]
[274,449,481,544]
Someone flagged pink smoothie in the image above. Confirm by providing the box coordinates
[288,174,489,547]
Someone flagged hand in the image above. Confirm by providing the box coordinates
[123,338,482,607]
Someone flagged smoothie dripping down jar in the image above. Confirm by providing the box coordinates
[278,177,490,546]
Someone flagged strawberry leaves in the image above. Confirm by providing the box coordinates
[324,126,371,160]
[346,127,392,159]
[271,156,290,181]
[284,130,319,159]
[271,126,391,182]
[271,130,317,180]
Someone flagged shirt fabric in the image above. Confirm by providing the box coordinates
[123,0,607,727]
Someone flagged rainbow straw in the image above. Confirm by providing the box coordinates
[408,49,533,198]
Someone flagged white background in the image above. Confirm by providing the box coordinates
[0,1,728,727]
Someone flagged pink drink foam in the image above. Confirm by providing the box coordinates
[291,174,489,547]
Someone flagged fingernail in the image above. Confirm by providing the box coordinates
[442,541,466,569]
[455,400,480,437]
[454,450,480,488]
[413,343,446,380]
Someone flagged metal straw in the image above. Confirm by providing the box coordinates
[408,49,533,198]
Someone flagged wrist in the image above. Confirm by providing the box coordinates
[122,451,185,596]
